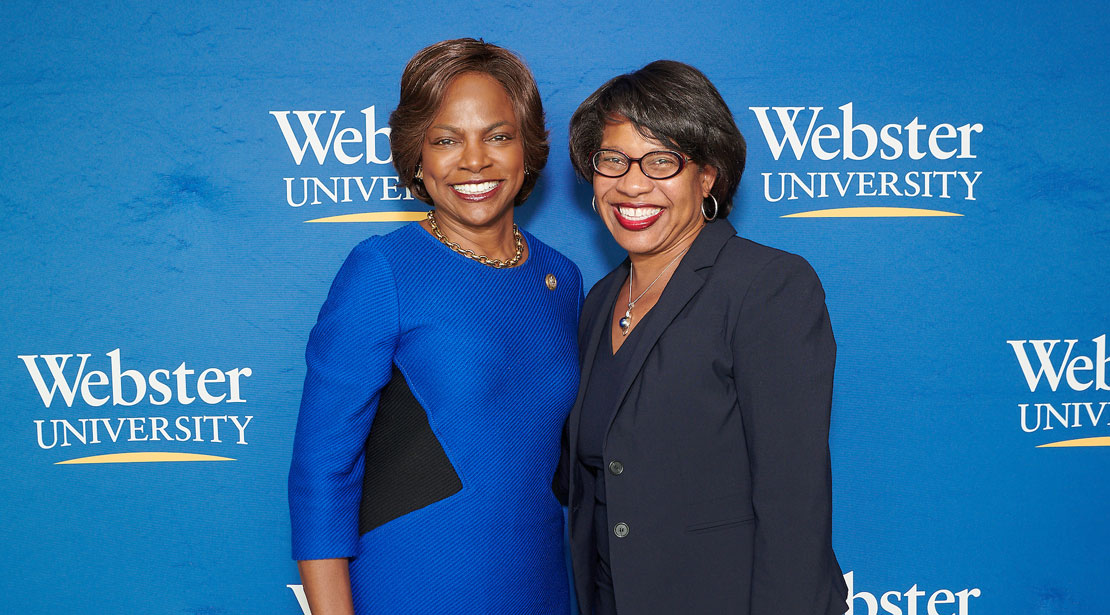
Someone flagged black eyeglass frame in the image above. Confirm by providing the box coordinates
[589,149,694,180]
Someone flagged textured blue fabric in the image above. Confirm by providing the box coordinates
[289,222,581,614]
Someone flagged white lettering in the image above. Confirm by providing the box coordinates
[33,415,254,448]
[309,177,340,206]
[956,124,983,158]
[203,416,227,443]
[905,585,925,615]
[284,177,309,207]
[175,415,192,442]
[80,370,110,407]
[1044,402,1068,430]
[1007,339,1077,392]
[230,415,253,444]
[109,348,146,406]
[763,172,786,202]
[34,419,59,449]
[197,368,226,404]
[748,106,822,161]
[842,102,878,160]
[928,124,958,159]
[333,128,363,164]
[126,417,148,441]
[880,124,903,160]
[151,416,171,441]
[1018,404,1040,433]
[381,176,404,200]
[227,367,251,403]
[927,589,955,615]
[271,106,392,166]
[352,176,382,201]
[845,572,980,615]
[857,172,876,196]
[880,591,903,615]
[811,123,840,160]
[21,349,252,408]
[846,571,878,615]
[361,105,392,165]
[60,419,86,446]
[19,353,91,407]
[956,589,981,612]
[748,104,981,162]
[101,417,125,442]
[150,369,172,405]
[1009,335,1110,393]
[174,362,195,404]
[287,584,311,615]
[1096,334,1109,391]
[958,171,981,200]
[270,110,344,165]
[906,118,926,160]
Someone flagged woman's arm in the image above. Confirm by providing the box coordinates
[289,239,402,599]
[732,253,843,615]
[298,559,355,615]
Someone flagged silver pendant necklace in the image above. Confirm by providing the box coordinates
[619,247,690,336]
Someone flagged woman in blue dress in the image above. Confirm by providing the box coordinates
[288,39,580,615]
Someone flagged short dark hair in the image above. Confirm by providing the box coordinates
[568,60,746,217]
[389,38,549,206]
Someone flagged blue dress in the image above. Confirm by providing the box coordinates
[289,222,581,614]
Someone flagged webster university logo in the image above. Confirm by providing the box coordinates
[1006,335,1110,447]
[19,348,255,464]
[270,106,423,223]
[748,103,983,218]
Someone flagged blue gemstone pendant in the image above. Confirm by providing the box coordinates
[619,310,632,336]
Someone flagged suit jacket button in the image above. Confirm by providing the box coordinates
[608,460,624,475]
[613,522,629,538]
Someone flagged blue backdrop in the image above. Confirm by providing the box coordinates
[2,2,1108,613]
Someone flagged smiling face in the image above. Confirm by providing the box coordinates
[419,72,525,232]
[593,119,717,258]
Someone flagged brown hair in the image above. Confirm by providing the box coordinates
[389,38,549,206]
[569,60,746,218]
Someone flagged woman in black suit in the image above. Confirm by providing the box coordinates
[556,61,848,615]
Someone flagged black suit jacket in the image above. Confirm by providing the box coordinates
[556,219,848,615]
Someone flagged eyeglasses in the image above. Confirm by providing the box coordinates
[590,149,692,180]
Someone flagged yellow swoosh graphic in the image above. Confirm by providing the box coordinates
[56,452,235,464]
[1036,437,1110,448]
[305,211,429,223]
[782,207,963,218]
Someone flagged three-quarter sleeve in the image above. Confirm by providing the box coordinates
[731,253,841,615]
[288,239,400,561]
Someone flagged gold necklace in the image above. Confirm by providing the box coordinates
[619,247,690,336]
[427,210,524,269]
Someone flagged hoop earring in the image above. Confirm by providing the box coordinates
[415,165,423,181]
[591,196,597,213]
[702,194,719,221]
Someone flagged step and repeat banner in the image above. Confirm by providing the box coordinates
[2,2,1106,613]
